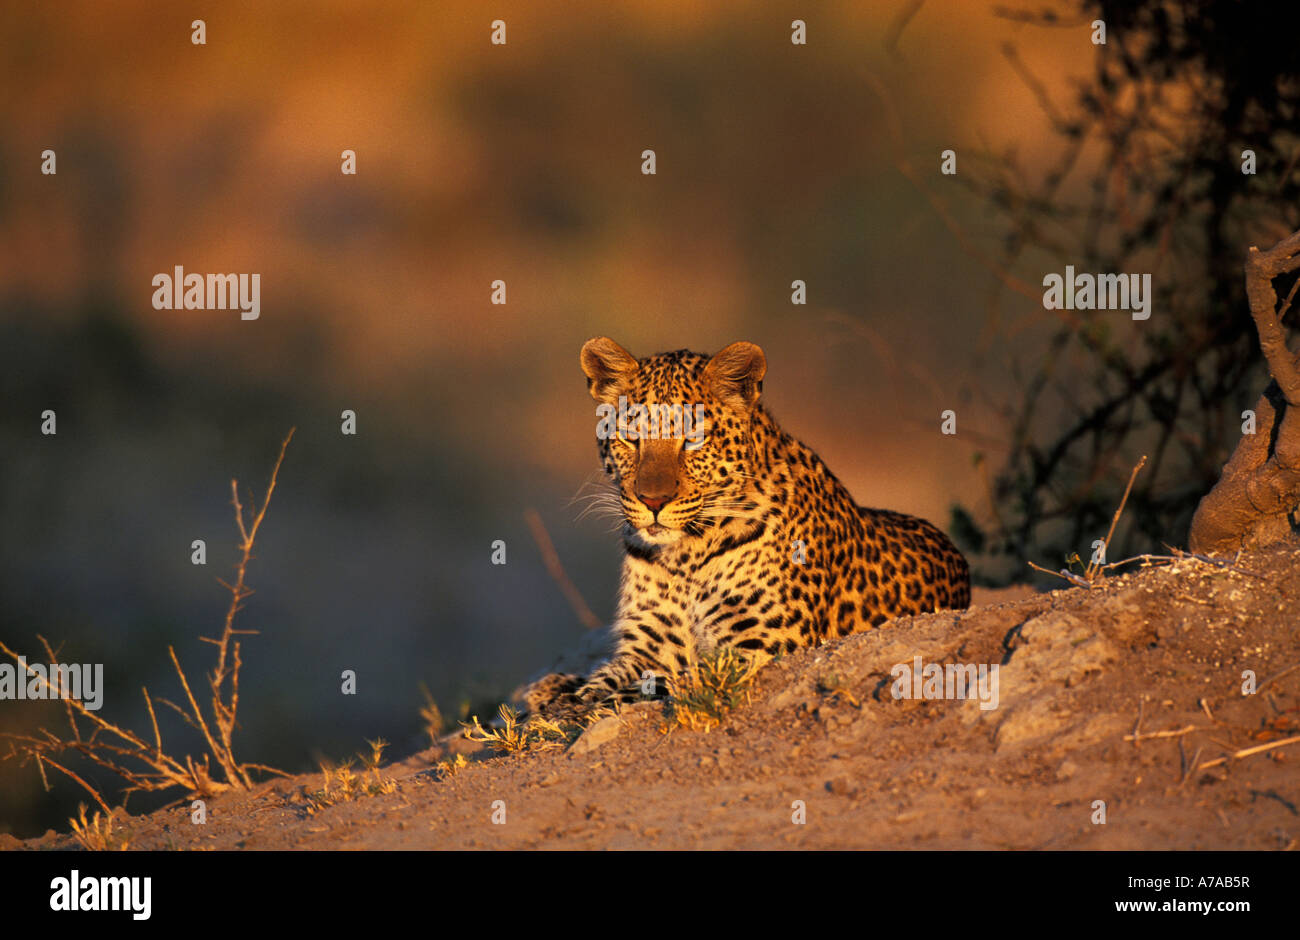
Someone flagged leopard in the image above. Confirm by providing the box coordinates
[524,336,970,716]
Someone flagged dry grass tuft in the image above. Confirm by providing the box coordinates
[303,739,399,814]
[431,753,468,779]
[461,704,584,754]
[418,686,447,747]
[69,803,130,851]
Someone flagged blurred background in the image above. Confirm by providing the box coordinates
[2,0,1296,836]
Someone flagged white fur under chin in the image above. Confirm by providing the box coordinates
[625,523,686,549]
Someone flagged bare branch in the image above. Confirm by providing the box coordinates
[525,508,602,631]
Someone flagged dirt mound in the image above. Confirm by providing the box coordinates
[7,542,1298,851]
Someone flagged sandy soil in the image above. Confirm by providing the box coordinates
[5,542,1299,851]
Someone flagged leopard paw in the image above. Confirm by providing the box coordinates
[521,672,583,714]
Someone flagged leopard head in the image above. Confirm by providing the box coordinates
[580,336,767,548]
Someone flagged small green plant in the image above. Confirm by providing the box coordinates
[665,648,760,733]
[461,704,582,754]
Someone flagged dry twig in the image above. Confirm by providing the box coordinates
[0,430,296,811]
[1086,456,1147,580]
[1195,734,1300,772]
[1123,724,1198,743]
[524,507,602,631]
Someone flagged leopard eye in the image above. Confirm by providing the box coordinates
[616,427,639,449]
[684,432,709,452]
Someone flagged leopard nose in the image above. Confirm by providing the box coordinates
[637,493,673,513]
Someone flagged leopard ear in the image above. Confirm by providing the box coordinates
[703,341,766,409]
[580,337,639,404]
